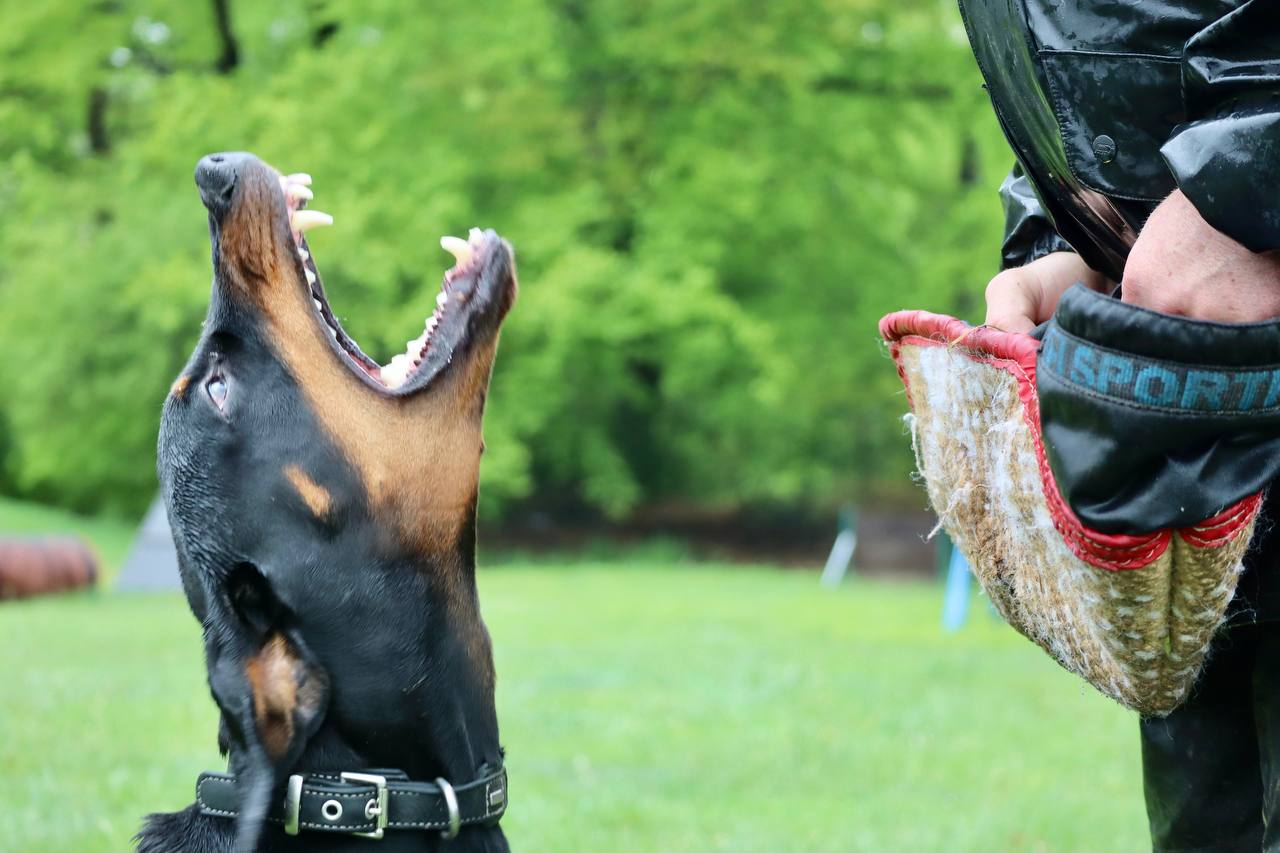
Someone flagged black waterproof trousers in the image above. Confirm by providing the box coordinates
[1142,494,1280,852]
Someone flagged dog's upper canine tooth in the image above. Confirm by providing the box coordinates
[291,210,333,232]
[287,173,313,186]
[287,184,314,201]
[440,236,472,267]
[468,227,483,243]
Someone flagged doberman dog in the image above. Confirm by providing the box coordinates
[136,152,516,852]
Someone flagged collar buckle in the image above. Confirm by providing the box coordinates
[341,772,390,840]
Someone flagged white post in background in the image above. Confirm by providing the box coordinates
[820,505,858,588]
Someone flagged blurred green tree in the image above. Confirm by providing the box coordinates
[0,0,1011,519]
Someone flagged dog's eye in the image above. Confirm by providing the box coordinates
[206,375,229,409]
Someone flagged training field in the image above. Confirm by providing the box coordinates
[0,502,1147,851]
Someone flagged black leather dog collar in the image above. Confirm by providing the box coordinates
[196,765,507,840]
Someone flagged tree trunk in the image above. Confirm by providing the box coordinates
[212,0,239,73]
[87,87,110,155]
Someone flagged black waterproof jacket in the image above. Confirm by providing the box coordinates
[961,0,1280,278]
[961,1,1280,619]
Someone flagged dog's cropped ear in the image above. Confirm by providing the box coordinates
[205,563,330,851]
[240,631,329,763]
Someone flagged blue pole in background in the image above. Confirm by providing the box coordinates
[941,545,971,632]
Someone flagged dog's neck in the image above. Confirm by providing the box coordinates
[317,544,497,768]
[225,536,507,850]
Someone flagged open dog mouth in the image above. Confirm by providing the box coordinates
[277,171,509,394]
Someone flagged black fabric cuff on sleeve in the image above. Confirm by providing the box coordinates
[1038,285,1280,533]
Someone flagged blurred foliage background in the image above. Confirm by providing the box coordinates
[0,0,1010,522]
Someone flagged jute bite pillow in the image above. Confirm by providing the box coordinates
[880,309,1260,716]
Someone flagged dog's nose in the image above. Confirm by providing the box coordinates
[195,152,254,219]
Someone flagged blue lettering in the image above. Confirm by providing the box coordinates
[1180,370,1228,411]
[1070,346,1099,390]
[1133,365,1180,407]
[1039,336,1067,378]
[1263,372,1280,408]
[1097,353,1134,397]
[1235,372,1271,410]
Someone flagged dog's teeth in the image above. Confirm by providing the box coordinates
[312,297,323,311]
[287,173,312,186]
[440,236,472,267]
[380,354,414,388]
[291,210,333,232]
[328,326,338,339]
[287,184,314,201]
[436,291,448,308]
[468,227,483,243]
[298,248,309,261]
[305,268,316,284]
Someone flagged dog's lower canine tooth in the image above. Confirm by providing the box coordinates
[291,210,333,232]
[287,184,314,201]
[286,172,312,186]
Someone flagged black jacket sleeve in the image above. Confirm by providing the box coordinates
[1160,0,1280,253]
[998,164,1075,270]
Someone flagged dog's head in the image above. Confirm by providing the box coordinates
[158,152,515,847]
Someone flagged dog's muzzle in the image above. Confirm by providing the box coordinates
[880,285,1274,716]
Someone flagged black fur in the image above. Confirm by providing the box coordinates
[137,153,512,852]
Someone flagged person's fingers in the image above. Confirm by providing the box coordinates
[984,269,1039,333]
[984,252,1110,333]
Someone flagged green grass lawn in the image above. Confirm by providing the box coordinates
[0,558,1148,852]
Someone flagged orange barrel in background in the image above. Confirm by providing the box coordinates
[0,537,99,600]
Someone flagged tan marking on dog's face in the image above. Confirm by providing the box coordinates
[262,285,496,567]
[283,464,333,519]
[169,374,191,399]
[214,160,506,577]
[244,634,298,760]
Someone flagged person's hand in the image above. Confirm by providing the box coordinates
[984,251,1111,333]
[1122,190,1280,322]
